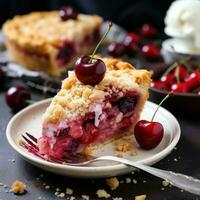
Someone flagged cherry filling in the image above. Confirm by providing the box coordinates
[56,29,100,68]
[56,41,75,67]
[39,93,139,159]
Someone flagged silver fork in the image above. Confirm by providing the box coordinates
[21,132,200,196]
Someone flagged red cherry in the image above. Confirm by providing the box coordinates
[134,92,172,150]
[160,73,176,86]
[140,24,157,38]
[151,81,168,91]
[123,35,139,56]
[74,56,106,85]
[75,22,111,85]
[184,72,200,91]
[134,120,164,150]
[59,6,78,21]
[171,83,188,93]
[142,43,160,61]
[124,32,142,44]
[107,42,126,57]
[5,85,31,111]
[173,65,188,81]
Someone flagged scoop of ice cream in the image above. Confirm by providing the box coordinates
[165,0,200,49]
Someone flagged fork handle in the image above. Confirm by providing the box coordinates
[97,156,200,196]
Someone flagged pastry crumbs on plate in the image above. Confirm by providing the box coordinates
[106,177,119,190]
[11,180,26,194]
[162,180,170,187]
[96,189,111,198]
[125,178,131,183]
[81,194,90,200]
[57,192,65,198]
[130,150,138,157]
[115,152,124,158]
[134,194,146,200]
[66,188,73,195]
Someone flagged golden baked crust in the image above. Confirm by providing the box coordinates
[2,11,102,76]
[3,11,102,47]
[43,57,151,124]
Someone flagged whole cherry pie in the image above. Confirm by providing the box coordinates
[37,57,151,159]
[2,10,102,76]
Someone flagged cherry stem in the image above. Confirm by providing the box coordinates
[151,92,172,122]
[89,22,112,63]
[162,56,191,77]
[175,66,180,83]
[25,99,37,105]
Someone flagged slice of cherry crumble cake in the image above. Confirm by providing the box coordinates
[38,57,151,159]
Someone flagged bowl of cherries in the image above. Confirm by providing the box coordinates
[150,59,200,115]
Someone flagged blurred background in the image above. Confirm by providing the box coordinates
[0,0,173,31]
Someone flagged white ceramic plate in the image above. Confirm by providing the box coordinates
[6,99,180,178]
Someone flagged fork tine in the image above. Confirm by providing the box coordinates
[22,135,38,149]
[25,132,37,143]
[20,141,48,160]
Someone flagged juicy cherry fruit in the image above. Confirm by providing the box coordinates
[56,41,75,66]
[59,6,78,21]
[107,42,126,57]
[140,24,157,38]
[134,120,164,150]
[124,32,141,44]
[171,83,188,93]
[160,73,176,86]
[151,81,168,91]
[75,22,112,85]
[142,43,160,61]
[5,85,31,111]
[184,71,200,90]
[134,93,171,150]
[74,56,106,85]
[174,65,188,81]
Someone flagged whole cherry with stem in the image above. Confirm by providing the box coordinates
[75,22,112,85]
[134,92,172,150]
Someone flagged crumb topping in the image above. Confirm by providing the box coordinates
[11,180,26,194]
[3,11,102,48]
[43,57,151,124]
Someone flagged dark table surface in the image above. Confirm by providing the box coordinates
[0,80,200,200]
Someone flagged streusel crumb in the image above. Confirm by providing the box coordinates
[11,180,26,194]
[115,152,124,158]
[162,180,170,187]
[115,142,132,152]
[66,188,73,195]
[96,189,111,198]
[106,177,119,190]
[130,150,138,157]
[84,146,93,155]
[81,195,90,200]
[135,194,146,200]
